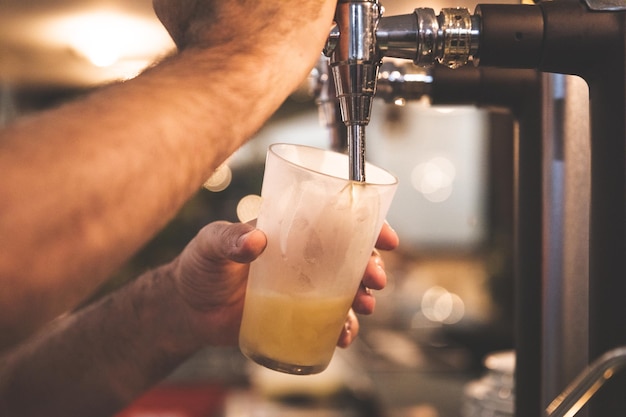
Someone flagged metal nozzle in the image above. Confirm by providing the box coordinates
[325,0,382,182]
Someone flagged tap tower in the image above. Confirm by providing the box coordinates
[324,1,626,416]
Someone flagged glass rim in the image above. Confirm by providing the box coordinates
[268,142,398,186]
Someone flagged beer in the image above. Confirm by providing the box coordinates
[239,289,353,374]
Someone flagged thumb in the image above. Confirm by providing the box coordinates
[196,221,267,264]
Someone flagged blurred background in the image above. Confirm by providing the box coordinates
[1,1,520,416]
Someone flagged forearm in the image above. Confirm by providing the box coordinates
[0,262,200,417]
[0,50,243,346]
[0,1,335,341]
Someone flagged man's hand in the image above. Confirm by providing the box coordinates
[0,219,396,417]
[338,221,399,347]
[171,220,399,347]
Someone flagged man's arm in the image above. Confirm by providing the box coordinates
[0,0,336,344]
[0,220,397,417]
[0,222,266,417]
[0,263,195,417]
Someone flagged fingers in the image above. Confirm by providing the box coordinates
[362,250,386,291]
[351,221,397,316]
[352,243,390,314]
[352,260,383,315]
[233,227,268,263]
[195,221,267,264]
[337,309,359,348]
[375,221,399,251]
[343,229,395,348]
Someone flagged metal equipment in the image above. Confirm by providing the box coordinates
[320,1,626,415]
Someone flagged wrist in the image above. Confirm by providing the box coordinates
[129,262,206,359]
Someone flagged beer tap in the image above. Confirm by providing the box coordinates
[324,1,480,181]
[324,0,381,182]
[323,1,626,417]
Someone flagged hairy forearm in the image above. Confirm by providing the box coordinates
[0,1,335,342]
[0,262,200,417]
[0,50,246,346]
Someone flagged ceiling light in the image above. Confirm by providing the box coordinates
[42,9,174,73]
